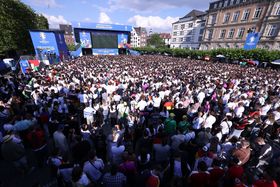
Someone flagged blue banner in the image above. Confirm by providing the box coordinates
[29,31,60,55]
[19,60,29,75]
[92,49,119,55]
[72,22,132,32]
[244,32,260,50]
[55,32,68,54]
[79,32,92,48]
[118,34,128,48]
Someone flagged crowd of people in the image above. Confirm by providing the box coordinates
[0,55,280,187]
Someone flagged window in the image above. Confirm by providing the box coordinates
[174,25,178,30]
[198,36,203,41]
[201,22,205,27]
[230,0,234,5]
[275,4,280,15]
[224,0,228,6]
[210,14,217,24]
[187,30,193,35]
[251,27,256,33]
[237,28,245,38]
[172,38,176,42]
[228,28,235,38]
[181,24,185,29]
[173,32,177,36]
[267,25,277,36]
[220,29,226,38]
[180,31,184,35]
[186,37,192,42]
[223,13,230,23]
[208,29,213,39]
[180,38,184,42]
[232,11,240,22]
[253,7,263,18]
[199,29,204,35]
[242,9,250,20]
[214,3,218,8]
[219,2,223,8]
[236,0,240,4]
[188,23,193,28]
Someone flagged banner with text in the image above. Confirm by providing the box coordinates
[244,32,260,50]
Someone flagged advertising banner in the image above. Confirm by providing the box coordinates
[55,32,68,54]
[73,22,132,32]
[92,49,119,55]
[19,60,30,75]
[79,31,92,48]
[29,31,59,55]
[118,34,128,48]
[244,32,260,50]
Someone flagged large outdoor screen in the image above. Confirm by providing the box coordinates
[92,33,118,48]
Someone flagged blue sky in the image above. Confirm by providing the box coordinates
[21,0,211,32]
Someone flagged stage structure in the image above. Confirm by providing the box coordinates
[72,22,132,56]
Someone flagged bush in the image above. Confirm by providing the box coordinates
[132,47,280,62]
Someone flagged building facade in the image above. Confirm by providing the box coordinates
[200,0,280,50]
[131,27,140,47]
[134,27,148,47]
[171,10,206,49]
[259,0,280,50]
[159,33,171,46]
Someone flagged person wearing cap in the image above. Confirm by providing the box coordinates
[178,115,191,133]
[164,113,177,135]
[1,135,28,172]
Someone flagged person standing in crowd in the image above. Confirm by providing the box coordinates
[102,164,127,187]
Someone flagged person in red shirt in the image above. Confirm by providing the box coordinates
[253,166,278,187]
[189,161,210,187]
[26,126,47,167]
[225,157,245,187]
[208,159,225,187]
[146,167,161,187]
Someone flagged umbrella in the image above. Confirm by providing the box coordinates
[216,54,225,58]
[271,59,280,65]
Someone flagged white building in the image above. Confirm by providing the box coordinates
[131,27,140,47]
[159,33,171,46]
[171,10,207,49]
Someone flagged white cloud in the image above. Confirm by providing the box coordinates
[43,14,70,28]
[128,15,179,32]
[83,17,92,22]
[28,0,61,7]
[108,0,211,12]
[99,12,112,24]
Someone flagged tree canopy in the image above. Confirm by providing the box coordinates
[0,0,49,56]
[147,33,166,48]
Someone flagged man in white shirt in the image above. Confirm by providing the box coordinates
[197,91,206,104]
[84,105,95,125]
[234,102,245,118]
[153,94,161,110]
[137,99,147,111]
[203,112,216,129]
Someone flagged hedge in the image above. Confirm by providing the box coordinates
[133,47,280,62]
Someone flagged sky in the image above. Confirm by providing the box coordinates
[21,0,212,32]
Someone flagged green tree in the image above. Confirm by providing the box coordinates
[147,33,165,48]
[0,0,49,56]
